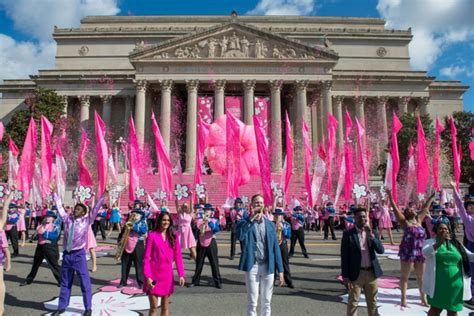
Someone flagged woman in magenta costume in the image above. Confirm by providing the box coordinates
[144,212,185,316]
[175,199,197,261]
[378,200,394,245]
[388,189,436,308]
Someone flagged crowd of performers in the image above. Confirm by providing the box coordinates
[0,182,473,316]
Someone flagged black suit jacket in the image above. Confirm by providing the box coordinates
[341,227,384,281]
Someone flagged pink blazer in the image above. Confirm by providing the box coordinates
[143,231,185,296]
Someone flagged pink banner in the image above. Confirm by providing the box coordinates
[390,112,403,202]
[151,113,172,197]
[129,117,141,201]
[194,115,210,187]
[416,117,429,194]
[283,112,293,203]
[55,143,67,200]
[311,144,327,204]
[0,122,3,170]
[450,117,461,191]
[40,116,54,198]
[253,116,273,205]
[254,97,270,135]
[355,118,368,185]
[302,120,313,206]
[94,112,109,196]
[226,111,241,199]
[344,111,353,201]
[225,96,243,120]
[327,114,338,196]
[198,96,214,124]
[8,138,19,188]
[17,117,38,200]
[78,129,93,187]
[406,143,416,202]
[433,117,444,191]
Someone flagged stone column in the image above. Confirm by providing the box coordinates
[310,91,321,149]
[242,79,256,125]
[159,80,173,152]
[355,96,367,149]
[333,96,344,146]
[321,81,333,137]
[419,97,430,116]
[134,80,147,147]
[377,96,389,163]
[79,95,90,129]
[214,80,226,119]
[124,95,133,132]
[100,95,112,126]
[316,91,324,144]
[295,80,309,172]
[269,80,283,172]
[61,96,68,117]
[398,96,408,115]
[185,80,199,173]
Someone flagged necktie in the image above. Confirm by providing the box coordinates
[66,220,75,252]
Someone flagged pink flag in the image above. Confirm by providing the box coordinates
[450,117,461,191]
[470,128,474,161]
[226,111,241,199]
[129,117,141,201]
[390,112,403,202]
[8,138,19,188]
[254,97,270,135]
[343,111,353,201]
[433,117,444,191]
[94,112,109,196]
[355,117,368,185]
[416,117,429,194]
[326,114,338,196]
[225,96,243,120]
[253,116,273,205]
[151,112,173,197]
[198,96,214,123]
[78,129,93,186]
[40,116,54,198]
[283,112,293,203]
[0,122,3,169]
[194,115,210,187]
[55,143,67,200]
[405,143,416,203]
[302,120,313,206]
[32,162,43,207]
[17,117,38,200]
[334,156,346,205]
[311,144,327,204]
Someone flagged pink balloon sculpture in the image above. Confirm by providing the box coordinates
[207,116,259,186]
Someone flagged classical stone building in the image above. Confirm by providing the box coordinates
[0,13,469,174]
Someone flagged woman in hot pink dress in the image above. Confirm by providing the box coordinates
[176,200,196,261]
[144,212,185,316]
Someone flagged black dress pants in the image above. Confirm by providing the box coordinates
[191,239,222,286]
[120,240,144,287]
[289,227,308,256]
[25,243,61,284]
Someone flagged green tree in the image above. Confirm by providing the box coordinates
[441,111,473,183]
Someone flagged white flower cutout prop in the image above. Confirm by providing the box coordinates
[135,187,145,199]
[195,184,205,198]
[159,191,168,200]
[321,194,329,203]
[12,189,23,201]
[109,189,120,204]
[379,186,387,199]
[417,193,425,201]
[0,185,5,199]
[76,186,92,203]
[241,195,249,205]
[271,180,279,191]
[273,188,283,198]
[44,291,149,316]
[352,184,368,200]
[174,184,189,200]
[369,191,378,203]
[45,195,54,204]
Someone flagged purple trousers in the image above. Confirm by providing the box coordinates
[58,249,92,310]
[468,241,474,295]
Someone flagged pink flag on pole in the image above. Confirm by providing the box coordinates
[225,96,243,120]
[0,122,3,169]
[355,117,368,185]
[450,117,461,191]
[32,162,43,207]
[198,96,214,124]
[40,116,54,198]
[152,112,173,197]
[78,129,93,186]
[8,138,19,188]
[405,143,416,203]
[55,143,67,200]
[129,117,141,201]
[254,97,270,135]
[344,111,354,201]
[226,111,241,199]
[194,115,210,187]
[302,120,313,206]
[416,117,429,194]
[17,117,38,200]
[433,117,444,191]
[334,156,346,205]
[94,112,109,195]
[283,112,293,203]
[311,144,327,204]
[326,114,338,196]
[390,112,403,202]
[253,116,273,205]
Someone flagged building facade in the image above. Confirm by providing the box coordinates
[0,13,468,173]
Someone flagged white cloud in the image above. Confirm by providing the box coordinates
[440,65,474,79]
[0,0,120,82]
[377,0,474,70]
[247,0,315,15]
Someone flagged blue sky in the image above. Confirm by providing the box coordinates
[0,0,472,112]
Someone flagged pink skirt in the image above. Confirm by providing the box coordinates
[17,215,26,232]
[87,227,97,249]
[379,213,393,229]
[178,225,196,249]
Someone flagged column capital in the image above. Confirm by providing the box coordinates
[159,79,173,92]
[61,95,68,103]
[242,79,256,91]
[295,80,309,91]
[78,95,90,104]
[269,79,283,91]
[135,80,148,92]
[214,79,226,90]
[321,80,332,91]
[354,95,367,106]
[376,96,389,106]
[185,79,199,91]
[398,96,410,106]
[100,95,112,103]
[332,95,344,105]
[419,96,430,105]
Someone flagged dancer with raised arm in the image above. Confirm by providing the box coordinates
[0,190,12,316]
[175,198,196,261]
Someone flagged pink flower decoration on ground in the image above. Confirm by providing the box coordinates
[99,278,144,295]
[95,245,114,252]
[336,275,400,289]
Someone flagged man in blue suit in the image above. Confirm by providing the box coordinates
[237,194,284,316]
[341,207,384,316]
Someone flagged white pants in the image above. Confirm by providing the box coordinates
[244,263,274,316]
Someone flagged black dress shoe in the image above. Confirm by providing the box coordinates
[465,299,474,305]
[187,283,198,288]
[229,256,234,260]
[19,280,31,287]
[304,254,309,259]
[83,310,92,316]
[116,283,125,289]
[215,283,222,289]
[287,283,295,289]
[52,309,66,316]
